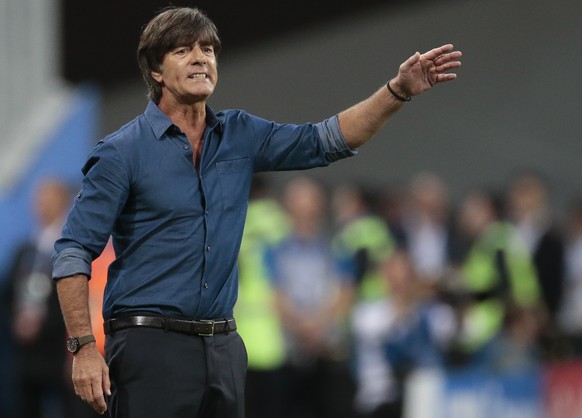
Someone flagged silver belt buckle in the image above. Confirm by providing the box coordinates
[198,320,215,337]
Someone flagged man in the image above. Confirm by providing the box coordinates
[266,177,356,418]
[455,189,541,359]
[506,172,564,326]
[52,6,461,418]
[10,179,74,418]
[235,176,290,418]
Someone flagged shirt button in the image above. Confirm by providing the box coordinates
[183,145,190,150]
[206,245,211,252]
[203,283,209,289]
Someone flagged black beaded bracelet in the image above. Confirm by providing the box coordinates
[386,81,411,102]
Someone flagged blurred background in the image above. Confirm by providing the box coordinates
[1,0,581,417]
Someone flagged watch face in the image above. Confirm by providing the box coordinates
[66,337,79,354]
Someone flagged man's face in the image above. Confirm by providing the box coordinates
[152,40,218,105]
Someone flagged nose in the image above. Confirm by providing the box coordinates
[189,45,207,65]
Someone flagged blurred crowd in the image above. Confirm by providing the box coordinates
[2,169,582,417]
[237,170,582,418]
[0,179,102,418]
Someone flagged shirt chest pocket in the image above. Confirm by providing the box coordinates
[215,158,253,211]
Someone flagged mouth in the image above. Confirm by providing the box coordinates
[188,73,208,79]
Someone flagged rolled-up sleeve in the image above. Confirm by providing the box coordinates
[52,139,129,281]
[51,247,93,279]
[315,115,358,162]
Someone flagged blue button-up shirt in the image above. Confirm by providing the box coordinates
[52,101,356,320]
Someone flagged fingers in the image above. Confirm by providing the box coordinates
[103,367,112,397]
[434,73,458,85]
[434,50,462,65]
[421,44,455,61]
[74,375,108,414]
[91,378,108,415]
[74,379,93,406]
[400,51,421,71]
[435,59,462,73]
[394,43,461,93]
[72,350,110,415]
[427,49,462,85]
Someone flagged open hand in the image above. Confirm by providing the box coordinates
[392,44,462,98]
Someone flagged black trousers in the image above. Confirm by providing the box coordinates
[105,327,247,418]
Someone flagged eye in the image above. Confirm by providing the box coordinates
[174,47,190,56]
[202,45,215,55]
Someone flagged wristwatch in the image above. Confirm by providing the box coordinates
[66,334,96,354]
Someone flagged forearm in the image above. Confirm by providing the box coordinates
[58,274,110,414]
[337,44,462,149]
[56,275,93,337]
[338,84,405,149]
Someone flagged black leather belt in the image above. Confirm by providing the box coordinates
[104,315,236,337]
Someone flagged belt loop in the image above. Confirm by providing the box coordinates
[224,318,230,335]
[162,317,170,333]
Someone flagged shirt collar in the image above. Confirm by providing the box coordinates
[145,100,223,140]
[205,105,222,133]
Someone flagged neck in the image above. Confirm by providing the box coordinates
[158,97,207,132]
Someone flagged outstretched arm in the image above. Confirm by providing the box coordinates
[338,44,462,149]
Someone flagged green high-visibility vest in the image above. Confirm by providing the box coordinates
[460,221,540,351]
[235,199,290,370]
[333,215,395,301]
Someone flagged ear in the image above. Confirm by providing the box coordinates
[151,70,163,83]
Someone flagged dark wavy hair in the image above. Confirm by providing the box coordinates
[137,7,221,103]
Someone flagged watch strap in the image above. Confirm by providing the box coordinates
[77,334,96,347]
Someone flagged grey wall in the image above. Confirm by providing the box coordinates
[102,0,582,209]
